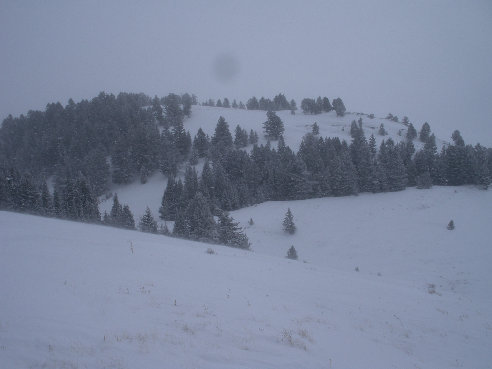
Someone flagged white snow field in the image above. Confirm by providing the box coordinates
[1,186,492,369]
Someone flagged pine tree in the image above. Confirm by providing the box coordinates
[286,245,298,260]
[332,98,346,117]
[249,129,259,145]
[181,93,192,117]
[110,193,123,224]
[211,116,233,158]
[217,211,250,249]
[246,96,259,110]
[312,122,320,135]
[378,123,387,136]
[39,181,53,216]
[419,122,431,143]
[406,123,417,141]
[322,97,332,112]
[151,95,165,125]
[159,177,183,221]
[193,128,210,158]
[163,93,184,128]
[283,208,296,234]
[447,220,455,230]
[263,111,284,140]
[234,125,249,148]
[139,207,157,233]
[184,192,216,241]
[121,205,136,229]
[173,210,189,238]
[223,98,230,108]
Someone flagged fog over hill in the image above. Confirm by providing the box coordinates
[1,1,491,145]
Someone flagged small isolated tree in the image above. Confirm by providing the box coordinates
[286,245,298,260]
[283,208,296,234]
[378,123,387,136]
[248,218,254,226]
[263,111,284,140]
[312,122,320,135]
[447,220,455,230]
[139,207,157,233]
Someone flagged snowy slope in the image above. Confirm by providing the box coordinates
[99,105,437,222]
[2,186,491,369]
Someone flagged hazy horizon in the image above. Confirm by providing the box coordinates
[1,0,491,145]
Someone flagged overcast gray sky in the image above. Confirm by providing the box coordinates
[1,0,491,145]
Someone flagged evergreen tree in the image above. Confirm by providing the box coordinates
[121,204,136,229]
[378,123,387,136]
[163,93,184,128]
[183,165,199,202]
[223,98,230,108]
[110,193,123,223]
[368,134,377,157]
[406,123,417,141]
[263,111,285,140]
[39,181,53,216]
[379,139,407,191]
[216,99,223,107]
[173,210,189,238]
[246,96,259,110]
[181,93,192,117]
[322,97,332,112]
[159,177,183,221]
[217,211,250,249]
[249,129,259,145]
[159,129,179,177]
[290,99,297,112]
[139,207,157,233]
[193,128,210,158]
[184,192,216,241]
[234,125,249,148]
[312,122,320,135]
[112,139,133,184]
[151,95,164,125]
[211,116,233,158]
[419,122,431,143]
[332,98,346,116]
[172,120,191,158]
[232,99,238,109]
[474,144,491,189]
[283,208,296,234]
[451,130,465,147]
[286,245,298,260]
[301,98,317,114]
[447,220,455,230]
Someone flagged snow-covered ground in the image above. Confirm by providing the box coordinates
[2,186,491,369]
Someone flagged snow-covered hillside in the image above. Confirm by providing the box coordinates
[2,186,491,369]
[100,105,441,222]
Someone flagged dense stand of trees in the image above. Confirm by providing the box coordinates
[1,92,491,250]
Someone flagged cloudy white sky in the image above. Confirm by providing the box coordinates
[1,0,491,145]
